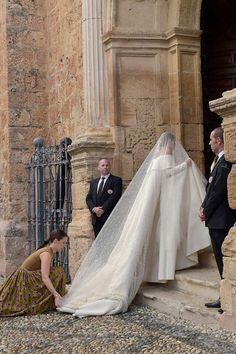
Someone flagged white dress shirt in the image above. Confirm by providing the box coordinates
[210,150,224,172]
[97,174,110,192]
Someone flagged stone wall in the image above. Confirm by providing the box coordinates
[0,0,48,275]
[0,0,10,274]
[0,0,85,276]
[0,0,9,219]
[45,0,84,142]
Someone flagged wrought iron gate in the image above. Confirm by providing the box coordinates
[27,137,73,280]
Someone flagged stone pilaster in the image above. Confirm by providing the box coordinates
[68,129,115,278]
[67,2,113,278]
[209,89,236,332]
[167,28,204,168]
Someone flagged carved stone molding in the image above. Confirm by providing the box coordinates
[69,128,115,170]
[209,89,236,121]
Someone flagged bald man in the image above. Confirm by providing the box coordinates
[86,159,123,237]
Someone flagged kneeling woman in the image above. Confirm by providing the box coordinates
[0,229,68,316]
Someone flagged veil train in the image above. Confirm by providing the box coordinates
[58,132,211,317]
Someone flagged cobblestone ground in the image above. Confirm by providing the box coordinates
[1,306,236,354]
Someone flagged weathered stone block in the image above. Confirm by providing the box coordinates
[115,0,167,33]
[119,55,157,99]
[68,209,94,278]
[68,236,92,280]
[0,220,28,276]
[9,109,31,127]
[182,96,197,123]
[157,99,170,125]
[188,151,205,172]
[224,127,236,163]
[120,98,137,127]
[222,227,236,258]
[183,124,204,151]
[220,279,232,314]
[228,166,236,209]
[72,182,89,210]
[120,153,134,181]
[223,257,236,281]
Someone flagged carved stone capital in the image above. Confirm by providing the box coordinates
[69,128,115,171]
[210,89,236,163]
[209,89,236,122]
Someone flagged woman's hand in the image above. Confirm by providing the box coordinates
[186,158,192,166]
[40,252,64,307]
[54,293,63,307]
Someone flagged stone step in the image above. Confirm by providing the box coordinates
[134,266,222,329]
[173,266,220,299]
[136,285,221,329]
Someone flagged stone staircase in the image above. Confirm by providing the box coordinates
[136,252,222,329]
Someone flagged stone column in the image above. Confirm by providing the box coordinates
[67,1,115,278]
[209,88,236,332]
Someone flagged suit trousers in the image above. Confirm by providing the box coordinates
[209,228,229,279]
[93,218,105,238]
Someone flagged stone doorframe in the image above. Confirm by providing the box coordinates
[68,0,206,276]
[209,90,236,331]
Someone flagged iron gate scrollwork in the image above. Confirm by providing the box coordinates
[27,136,73,281]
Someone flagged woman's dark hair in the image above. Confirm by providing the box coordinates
[37,229,68,249]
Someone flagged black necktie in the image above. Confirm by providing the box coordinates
[211,155,219,172]
[97,177,105,197]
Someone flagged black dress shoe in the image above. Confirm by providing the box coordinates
[218,308,224,314]
[205,299,221,308]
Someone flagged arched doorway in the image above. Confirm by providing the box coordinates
[201,0,236,176]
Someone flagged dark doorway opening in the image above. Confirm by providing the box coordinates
[201,0,236,177]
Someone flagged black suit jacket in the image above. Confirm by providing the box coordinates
[86,174,123,226]
[201,155,236,229]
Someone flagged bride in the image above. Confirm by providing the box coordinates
[58,132,211,317]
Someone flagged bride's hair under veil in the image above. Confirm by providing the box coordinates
[59,131,210,316]
[155,132,189,162]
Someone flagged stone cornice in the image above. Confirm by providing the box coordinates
[166,27,201,39]
[103,27,201,49]
[209,89,236,118]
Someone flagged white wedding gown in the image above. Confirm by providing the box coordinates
[58,154,210,317]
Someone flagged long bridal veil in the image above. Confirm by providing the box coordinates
[58,132,211,317]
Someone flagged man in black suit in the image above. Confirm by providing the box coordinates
[199,127,236,309]
[86,158,123,237]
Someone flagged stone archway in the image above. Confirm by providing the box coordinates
[68,0,208,276]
